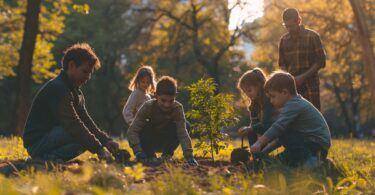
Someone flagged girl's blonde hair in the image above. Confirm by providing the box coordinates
[128,65,156,95]
[237,68,267,110]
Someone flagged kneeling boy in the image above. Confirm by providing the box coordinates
[251,71,331,168]
[127,76,198,165]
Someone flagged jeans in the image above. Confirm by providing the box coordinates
[139,121,191,157]
[26,126,84,161]
[276,132,328,167]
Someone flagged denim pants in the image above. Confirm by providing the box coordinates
[139,121,191,157]
[26,126,84,161]
[276,132,327,167]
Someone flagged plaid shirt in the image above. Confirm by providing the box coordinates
[278,25,326,110]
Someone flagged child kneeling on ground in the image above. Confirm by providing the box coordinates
[127,76,198,166]
[251,71,331,168]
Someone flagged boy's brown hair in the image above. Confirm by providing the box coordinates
[156,76,177,96]
[61,43,101,71]
[265,71,297,95]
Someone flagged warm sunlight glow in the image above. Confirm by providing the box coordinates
[228,0,264,31]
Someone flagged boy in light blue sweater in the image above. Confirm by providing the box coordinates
[251,71,331,168]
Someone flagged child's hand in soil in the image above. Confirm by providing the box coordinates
[187,157,199,166]
[106,141,120,154]
[97,149,113,162]
[238,126,252,137]
[250,141,262,154]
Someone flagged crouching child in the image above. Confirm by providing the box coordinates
[251,71,331,168]
[127,76,198,166]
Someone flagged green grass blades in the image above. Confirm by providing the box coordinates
[0,137,374,194]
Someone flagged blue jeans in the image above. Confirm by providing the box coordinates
[277,132,327,167]
[26,126,84,161]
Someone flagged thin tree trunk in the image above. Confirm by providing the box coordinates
[349,0,375,112]
[331,78,353,136]
[14,0,41,136]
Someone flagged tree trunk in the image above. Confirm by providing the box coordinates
[14,0,41,135]
[349,0,375,112]
[330,78,353,136]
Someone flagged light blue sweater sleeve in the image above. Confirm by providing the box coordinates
[263,98,302,141]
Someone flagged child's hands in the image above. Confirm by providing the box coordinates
[238,126,252,137]
[106,140,120,154]
[251,136,269,154]
[186,157,199,166]
[250,141,262,153]
[97,149,114,162]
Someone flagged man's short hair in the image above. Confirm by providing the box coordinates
[61,43,101,71]
[282,8,300,21]
[265,71,297,95]
[156,76,178,96]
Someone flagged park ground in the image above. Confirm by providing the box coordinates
[0,138,374,194]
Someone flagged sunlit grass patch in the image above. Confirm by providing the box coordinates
[0,137,374,194]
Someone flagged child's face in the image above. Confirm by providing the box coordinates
[156,94,176,112]
[241,85,258,101]
[138,76,151,91]
[267,89,290,109]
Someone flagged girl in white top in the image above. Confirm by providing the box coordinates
[123,65,156,125]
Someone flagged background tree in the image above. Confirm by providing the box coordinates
[349,0,375,112]
[0,0,71,135]
[14,0,42,135]
[130,0,257,91]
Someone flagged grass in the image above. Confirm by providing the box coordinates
[0,137,374,194]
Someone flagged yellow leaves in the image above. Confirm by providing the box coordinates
[0,0,71,81]
[0,136,28,160]
[123,163,145,181]
[0,44,18,79]
[222,186,233,195]
[32,35,59,83]
[73,3,90,15]
[352,74,362,89]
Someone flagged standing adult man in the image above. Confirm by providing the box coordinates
[278,8,326,110]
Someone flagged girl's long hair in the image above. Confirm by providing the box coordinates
[237,68,267,112]
[128,65,156,95]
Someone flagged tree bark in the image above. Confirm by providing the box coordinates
[349,0,375,112]
[14,0,41,135]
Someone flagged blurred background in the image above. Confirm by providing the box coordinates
[0,0,374,138]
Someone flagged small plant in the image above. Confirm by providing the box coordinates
[186,78,238,162]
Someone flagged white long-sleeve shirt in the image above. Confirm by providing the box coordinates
[122,89,151,125]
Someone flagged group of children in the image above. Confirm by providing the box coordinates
[23,43,331,168]
[123,64,331,168]
[237,68,331,167]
